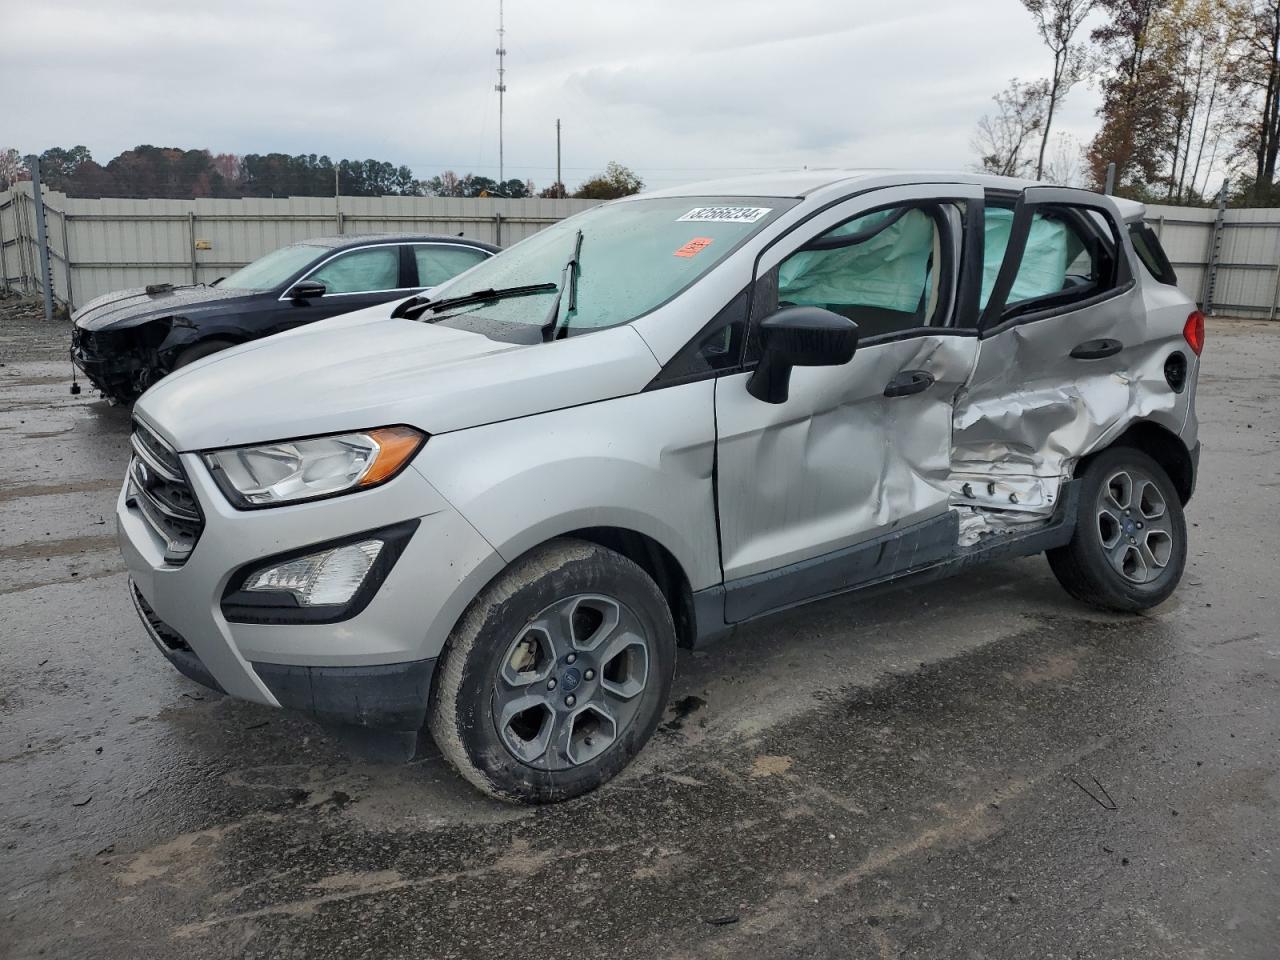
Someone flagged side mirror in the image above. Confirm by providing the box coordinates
[747,306,859,404]
[289,280,327,301]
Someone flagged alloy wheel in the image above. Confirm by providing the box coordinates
[1095,467,1176,585]
[493,594,651,771]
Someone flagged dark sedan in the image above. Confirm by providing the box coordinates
[71,233,498,402]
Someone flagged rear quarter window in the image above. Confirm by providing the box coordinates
[1129,223,1178,286]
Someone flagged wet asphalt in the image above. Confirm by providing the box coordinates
[1,307,1277,959]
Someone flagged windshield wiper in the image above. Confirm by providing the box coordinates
[391,283,557,321]
[540,229,584,342]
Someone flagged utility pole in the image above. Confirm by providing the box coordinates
[25,155,54,323]
[556,118,562,197]
[495,0,507,189]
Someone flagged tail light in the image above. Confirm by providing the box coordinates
[1183,310,1205,356]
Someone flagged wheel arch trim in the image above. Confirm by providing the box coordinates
[1081,418,1197,504]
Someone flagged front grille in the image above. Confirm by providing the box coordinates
[71,326,118,362]
[132,583,190,651]
[126,420,204,564]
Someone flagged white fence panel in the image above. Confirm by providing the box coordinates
[0,185,600,309]
[6,186,1280,317]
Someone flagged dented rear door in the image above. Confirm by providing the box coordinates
[714,183,984,618]
[952,187,1148,524]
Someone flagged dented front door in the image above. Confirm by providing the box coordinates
[714,183,984,615]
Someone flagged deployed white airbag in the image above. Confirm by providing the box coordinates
[779,208,935,313]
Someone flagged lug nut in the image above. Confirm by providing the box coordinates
[547,678,557,690]
[566,653,577,664]
[584,669,595,681]
[565,694,576,707]
[1137,522,1144,529]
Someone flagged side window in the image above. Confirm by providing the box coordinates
[307,247,401,295]
[774,204,950,340]
[982,204,1118,316]
[1129,223,1178,286]
[414,245,489,287]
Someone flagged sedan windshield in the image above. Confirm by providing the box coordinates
[426,197,794,335]
[219,244,324,291]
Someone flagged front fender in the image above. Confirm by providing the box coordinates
[414,380,722,596]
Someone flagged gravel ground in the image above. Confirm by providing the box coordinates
[1,307,1277,959]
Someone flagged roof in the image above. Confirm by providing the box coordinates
[639,169,1146,219]
[300,233,499,252]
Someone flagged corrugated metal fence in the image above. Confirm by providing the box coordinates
[1142,202,1280,318]
[4,185,1280,317]
[0,184,599,312]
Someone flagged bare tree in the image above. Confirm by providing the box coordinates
[1024,0,1097,179]
[1043,132,1087,184]
[973,79,1051,177]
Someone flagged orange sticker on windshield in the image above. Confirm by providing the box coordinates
[674,237,714,258]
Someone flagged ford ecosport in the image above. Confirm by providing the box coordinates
[117,171,1202,802]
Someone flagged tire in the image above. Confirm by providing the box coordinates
[1047,445,1188,612]
[428,538,677,803]
[172,338,236,370]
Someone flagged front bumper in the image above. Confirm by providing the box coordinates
[71,326,147,401]
[118,444,505,729]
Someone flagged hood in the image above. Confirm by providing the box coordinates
[134,306,662,451]
[72,283,255,331]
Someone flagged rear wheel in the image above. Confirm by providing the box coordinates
[428,539,676,803]
[1048,446,1187,612]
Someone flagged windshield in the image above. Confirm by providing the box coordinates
[219,244,324,291]
[426,197,794,335]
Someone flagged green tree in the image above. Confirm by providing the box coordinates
[0,148,25,190]
[573,162,643,199]
[36,146,93,190]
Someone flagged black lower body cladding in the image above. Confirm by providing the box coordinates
[252,659,437,733]
[252,660,438,762]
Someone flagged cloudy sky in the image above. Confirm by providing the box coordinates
[2,0,1104,190]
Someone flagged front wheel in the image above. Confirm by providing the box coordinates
[428,539,676,803]
[1048,446,1188,612]
[172,338,237,370]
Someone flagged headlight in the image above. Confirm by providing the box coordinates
[203,426,424,508]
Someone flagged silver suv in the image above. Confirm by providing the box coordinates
[118,171,1202,802]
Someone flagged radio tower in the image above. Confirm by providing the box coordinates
[495,0,507,189]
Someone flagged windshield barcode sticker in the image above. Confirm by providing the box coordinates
[677,206,772,223]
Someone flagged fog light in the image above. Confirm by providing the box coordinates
[245,540,383,607]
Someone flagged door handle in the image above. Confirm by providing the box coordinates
[883,369,935,398]
[1070,338,1123,360]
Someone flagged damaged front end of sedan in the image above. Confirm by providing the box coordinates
[71,313,186,403]
[69,280,253,403]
